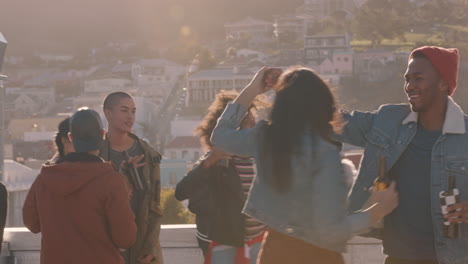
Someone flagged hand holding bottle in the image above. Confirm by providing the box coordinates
[366,181,399,225]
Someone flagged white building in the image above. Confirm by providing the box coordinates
[304,34,351,65]
[84,74,133,94]
[225,17,275,49]
[132,59,186,85]
[5,93,39,118]
[274,14,316,41]
[164,136,203,162]
[131,59,186,105]
[3,160,39,227]
[235,49,269,62]
[186,67,258,107]
[353,49,399,82]
[160,159,192,188]
[133,96,160,139]
[170,116,202,139]
[6,87,56,107]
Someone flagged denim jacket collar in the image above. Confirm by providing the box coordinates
[401,96,466,134]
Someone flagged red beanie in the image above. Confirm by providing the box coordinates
[409,46,459,96]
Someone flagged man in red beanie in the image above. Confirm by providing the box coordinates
[335,46,468,264]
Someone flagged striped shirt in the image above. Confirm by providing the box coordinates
[232,156,267,240]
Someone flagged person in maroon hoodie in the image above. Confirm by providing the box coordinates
[23,108,137,264]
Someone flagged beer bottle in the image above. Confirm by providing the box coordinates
[441,175,460,239]
[374,155,391,191]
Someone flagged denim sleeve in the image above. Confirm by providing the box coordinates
[333,109,377,147]
[312,143,371,247]
[211,102,260,157]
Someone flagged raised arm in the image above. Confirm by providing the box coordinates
[211,68,270,156]
[333,109,377,147]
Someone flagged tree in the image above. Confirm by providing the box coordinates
[353,0,412,48]
[197,49,216,69]
[160,188,195,225]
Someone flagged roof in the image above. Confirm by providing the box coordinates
[136,59,181,68]
[3,159,39,191]
[86,73,132,81]
[5,94,20,102]
[188,67,256,79]
[225,17,272,27]
[165,136,201,149]
[112,63,133,73]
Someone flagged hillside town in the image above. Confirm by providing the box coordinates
[0,2,468,263]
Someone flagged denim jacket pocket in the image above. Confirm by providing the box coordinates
[446,159,468,175]
[365,128,392,150]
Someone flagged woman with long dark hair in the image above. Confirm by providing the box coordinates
[211,67,398,264]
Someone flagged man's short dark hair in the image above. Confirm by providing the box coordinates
[103,92,132,111]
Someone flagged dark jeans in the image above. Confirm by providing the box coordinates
[385,256,438,264]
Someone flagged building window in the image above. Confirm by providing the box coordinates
[182,150,188,159]
[170,151,176,159]
[194,151,200,160]
[344,57,349,62]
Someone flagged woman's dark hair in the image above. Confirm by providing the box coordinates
[263,67,341,192]
[55,117,71,158]
[194,90,263,151]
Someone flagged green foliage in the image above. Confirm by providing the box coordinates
[311,10,352,35]
[353,0,412,48]
[160,188,195,225]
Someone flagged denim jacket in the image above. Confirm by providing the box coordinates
[211,102,370,253]
[336,97,468,264]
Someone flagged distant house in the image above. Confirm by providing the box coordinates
[160,159,191,188]
[186,67,257,107]
[5,93,38,118]
[164,136,203,162]
[305,34,352,65]
[170,117,202,139]
[315,51,353,75]
[353,49,399,82]
[84,74,132,94]
[273,49,306,66]
[225,17,275,49]
[236,49,268,62]
[160,143,195,186]
[132,59,185,101]
[274,14,316,42]
[132,59,186,84]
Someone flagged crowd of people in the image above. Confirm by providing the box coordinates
[0,45,463,264]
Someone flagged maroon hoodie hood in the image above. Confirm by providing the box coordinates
[39,161,116,196]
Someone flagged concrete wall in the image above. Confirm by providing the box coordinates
[1,225,386,264]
